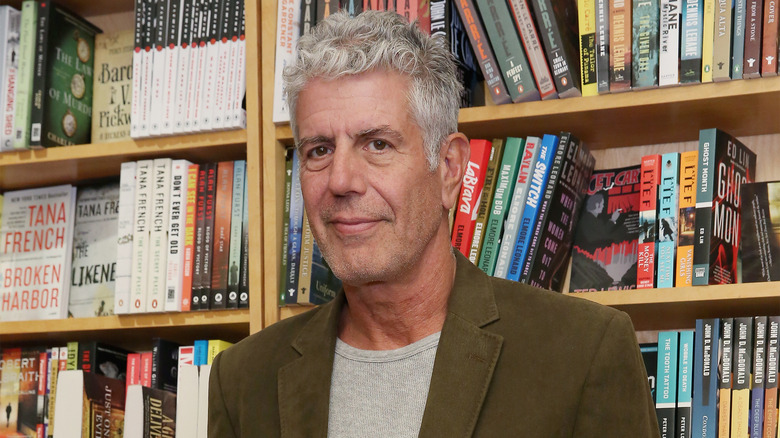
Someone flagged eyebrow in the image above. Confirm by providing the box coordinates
[296,126,405,152]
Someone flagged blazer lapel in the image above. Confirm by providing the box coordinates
[277,293,345,438]
[418,252,504,438]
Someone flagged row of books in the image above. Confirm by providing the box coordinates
[130,0,248,138]
[642,317,780,438]
[569,128,758,292]
[0,338,232,437]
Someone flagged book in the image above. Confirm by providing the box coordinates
[196,363,210,438]
[478,137,524,276]
[161,0,182,135]
[701,0,716,81]
[577,0,598,96]
[692,128,757,285]
[717,318,733,435]
[731,0,747,79]
[594,0,610,93]
[691,318,720,438]
[68,182,120,318]
[206,339,232,364]
[751,316,767,438]
[130,159,153,313]
[680,0,703,83]
[640,343,658,401]
[659,0,681,86]
[149,0,171,136]
[181,163,200,311]
[91,29,134,143]
[227,160,246,308]
[764,316,780,438]
[77,341,131,382]
[494,136,541,279]
[731,316,754,437]
[28,3,101,148]
[570,164,641,292]
[762,0,779,76]
[609,0,632,92]
[184,0,204,134]
[308,239,341,305]
[296,211,313,305]
[0,347,22,436]
[506,0,558,99]
[151,338,180,393]
[124,384,176,438]
[52,370,125,438]
[711,0,733,81]
[237,162,249,308]
[165,159,193,312]
[195,162,217,310]
[271,0,299,123]
[210,161,234,309]
[656,330,679,438]
[279,149,293,305]
[11,1,36,150]
[676,151,698,287]
[147,158,172,312]
[675,330,693,438]
[175,364,199,438]
[637,155,661,289]
[114,161,136,314]
[127,352,141,390]
[130,0,145,137]
[451,139,492,257]
[631,0,660,89]
[656,152,679,288]
[17,346,45,437]
[742,0,763,78]
[140,351,153,387]
[741,181,780,282]
[172,0,194,134]
[469,139,503,265]
[0,184,77,321]
[529,0,582,97]
[0,6,21,152]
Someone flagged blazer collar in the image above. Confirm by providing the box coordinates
[278,251,503,438]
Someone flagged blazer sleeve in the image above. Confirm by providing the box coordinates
[571,311,662,438]
[209,352,239,438]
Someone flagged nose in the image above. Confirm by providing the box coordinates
[327,146,367,197]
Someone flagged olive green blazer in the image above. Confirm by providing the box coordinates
[209,252,660,437]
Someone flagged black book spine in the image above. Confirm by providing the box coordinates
[528,0,582,97]
[28,1,50,148]
[200,162,217,309]
[191,164,208,310]
[300,0,316,36]
[238,169,249,309]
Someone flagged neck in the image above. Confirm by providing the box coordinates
[338,231,457,350]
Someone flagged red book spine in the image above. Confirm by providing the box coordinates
[451,139,493,256]
[181,164,200,311]
[637,154,661,289]
[140,351,153,387]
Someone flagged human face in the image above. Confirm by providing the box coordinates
[295,70,448,287]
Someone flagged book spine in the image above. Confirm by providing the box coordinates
[656,152,679,288]
[190,0,207,132]
[273,0,298,123]
[659,0,681,86]
[226,160,245,308]
[637,154,661,289]
[731,0,747,79]
[494,136,540,278]
[719,317,735,437]
[764,316,780,438]
[130,160,154,313]
[149,0,169,136]
[173,0,192,133]
[577,0,598,96]
[279,150,293,305]
[213,0,232,129]
[656,331,679,438]
[451,138,493,257]
[751,316,767,438]
[297,211,313,304]
[731,316,754,437]
[712,0,733,81]
[529,0,582,97]
[140,352,153,387]
[181,163,200,311]
[609,0,632,92]
[680,0,704,83]
[191,164,208,310]
[417,0,430,32]
[676,150,698,287]
[164,159,192,312]
[27,1,50,149]
[452,0,512,104]
[0,8,21,151]
[12,1,36,150]
[139,0,156,137]
[742,0,763,78]
[199,162,217,309]
[147,158,172,312]
[676,330,694,438]
[701,0,716,81]
[183,0,201,132]
[506,0,557,99]
[506,134,559,282]
[632,0,660,89]
[285,151,303,305]
[223,0,242,128]
[238,167,249,308]
[594,0,610,93]
[692,128,716,285]
[199,0,222,130]
[115,161,138,314]
[162,0,181,134]
[762,0,779,76]
[131,0,146,137]
[210,160,234,309]
[469,139,503,265]
[691,318,720,437]
[233,0,247,128]
[478,137,524,275]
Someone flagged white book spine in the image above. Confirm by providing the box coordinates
[196,364,211,438]
[130,160,154,313]
[114,161,137,314]
[190,0,208,132]
[131,0,145,138]
[200,14,220,131]
[140,47,155,137]
[146,158,172,312]
[0,7,20,151]
[659,0,681,86]
[173,0,191,134]
[272,0,300,124]
[149,47,167,136]
[162,0,181,135]
[165,159,192,312]
[232,3,246,128]
[175,365,200,438]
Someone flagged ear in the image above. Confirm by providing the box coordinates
[439,132,471,211]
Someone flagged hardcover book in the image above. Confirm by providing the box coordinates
[676,151,697,287]
[637,155,661,289]
[692,129,757,285]
[741,181,780,282]
[0,184,77,321]
[570,164,641,292]
[91,29,134,143]
[68,182,120,318]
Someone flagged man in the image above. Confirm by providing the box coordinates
[209,11,660,437]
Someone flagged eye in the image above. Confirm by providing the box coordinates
[307,145,331,159]
[368,139,389,151]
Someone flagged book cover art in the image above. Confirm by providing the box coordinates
[632,0,660,89]
[609,0,632,92]
[680,0,703,83]
[692,129,757,285]
[691,318,720,438]
[529,0,582,97]
[0,6,21,151]
[676,151,697,287]
[638,155,661,289]
[77,341,131,382]
[68,182,120,318]
[31,4,101,147]
[570,164,641,292]
[91,29,133,143]
[656,153,679,288]
[17,347,44,437]
[0,185,76,321]
[451,139,492,257]
[0,347,22,436]
[124,385,175,438]
[741,181,780,282]
[82,371,125,438]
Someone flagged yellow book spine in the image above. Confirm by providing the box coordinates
[578,0,598,96]
[701,0,716,82]
[676,150,698,287]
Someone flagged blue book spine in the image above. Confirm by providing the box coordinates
[506,134,558,282]
[657,152,680,288]
[194,340,209,366]
[676,330,694,438]
[285,150,304,305]
[691,318,720,437]
[732,0,747,79]
[657,331,679,438]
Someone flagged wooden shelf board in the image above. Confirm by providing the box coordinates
[278,305,314,322]
[0,309,250,349]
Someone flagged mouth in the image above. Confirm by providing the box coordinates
[329,217,383,236]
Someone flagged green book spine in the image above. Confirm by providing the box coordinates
[478,137,524,275]
[226,160,246,309]
[632,0,660,89]
[279,149,293,306]
[730,0,746,79]
[469,139,504,265]
[12,1,37,150]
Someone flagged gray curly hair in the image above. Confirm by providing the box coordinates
[283,10,463,171]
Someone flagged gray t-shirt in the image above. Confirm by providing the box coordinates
[327,332,441,437]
